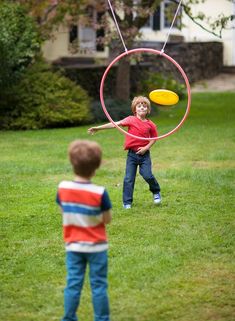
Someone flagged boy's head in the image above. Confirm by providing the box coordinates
[131,96,151,115]
[68,140,102,178]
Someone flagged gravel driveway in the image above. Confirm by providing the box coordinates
[191,73,235,92]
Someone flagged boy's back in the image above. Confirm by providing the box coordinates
[57,140,112,321]
[57,180,110,252]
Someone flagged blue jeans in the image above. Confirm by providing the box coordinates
[62,251,110,321]
[123,150,160,205]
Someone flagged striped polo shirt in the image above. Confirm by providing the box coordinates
[56,180,112,253]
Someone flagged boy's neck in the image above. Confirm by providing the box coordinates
[74,175,92,183]
[136,114,147,121]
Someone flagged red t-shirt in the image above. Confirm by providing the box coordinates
[119,116,158,151]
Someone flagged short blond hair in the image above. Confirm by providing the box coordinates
[68,140,102,177]
[131,96,151,114]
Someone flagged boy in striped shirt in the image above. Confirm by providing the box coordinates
[56,140,112,321]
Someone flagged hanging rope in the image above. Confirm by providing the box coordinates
[161,0,184,54]
[107,0,128,52]
[107,0,183,54]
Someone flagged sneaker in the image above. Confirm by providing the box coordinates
[123,204,132,209]
[153,193,161,204]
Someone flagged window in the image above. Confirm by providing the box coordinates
[79,25,96,51]
[162,0,181,29]
[145,0,181,31]
[69,7,105,53]
[78,6,96,52]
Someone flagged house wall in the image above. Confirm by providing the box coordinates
[181,0,235,66]
[42,25,69,61]
[42,24,108,62]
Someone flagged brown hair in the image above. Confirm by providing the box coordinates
[131,96,151,115]
[68,140,102,177]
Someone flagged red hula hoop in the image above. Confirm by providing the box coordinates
[100,48,191,141]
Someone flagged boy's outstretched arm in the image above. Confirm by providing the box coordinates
[88,121,122,135]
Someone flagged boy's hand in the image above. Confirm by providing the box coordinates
[88,127,97,135]
[136,146,149,155]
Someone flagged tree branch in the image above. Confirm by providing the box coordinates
[170,0,233,38]
[40,3,58,24]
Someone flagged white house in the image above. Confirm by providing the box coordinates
[182,0,235,66]
[42,0,235,66]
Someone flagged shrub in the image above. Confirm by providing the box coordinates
[91,98,131,123]
[1,59,92,130]
[139,71,186,100]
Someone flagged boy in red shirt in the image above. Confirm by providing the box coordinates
[88,96,161,209]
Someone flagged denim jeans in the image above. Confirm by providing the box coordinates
[123,150,160,205]
[62,251,110,321]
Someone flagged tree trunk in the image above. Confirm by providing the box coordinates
[115,54,131,101]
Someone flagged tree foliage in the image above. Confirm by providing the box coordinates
[16,0,86,40]
[0,1,41,88]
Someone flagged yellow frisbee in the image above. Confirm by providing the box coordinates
[149,89,179,106]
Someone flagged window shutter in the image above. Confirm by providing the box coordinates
[69,25,78,43]
[96,11,105,52]
[152,6,161,31]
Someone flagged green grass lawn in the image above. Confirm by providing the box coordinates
[0,92,234,321]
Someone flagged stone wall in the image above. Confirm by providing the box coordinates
[170,41,222,81]
[133,41,223,82]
